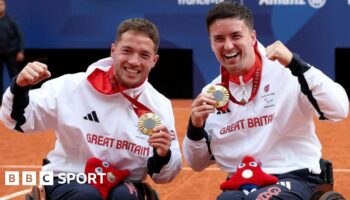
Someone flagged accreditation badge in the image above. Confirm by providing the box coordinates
[138,113,161,136]
[207,85,229,108]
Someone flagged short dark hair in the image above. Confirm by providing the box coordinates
[206,0,254,33]
[115,18,160,53]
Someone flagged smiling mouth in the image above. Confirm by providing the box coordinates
[124,67,140,74]
[224,52,239,59]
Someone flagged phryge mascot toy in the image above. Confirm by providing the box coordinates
[220,155,278,195]
[85,157,130,199]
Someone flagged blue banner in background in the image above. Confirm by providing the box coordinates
[7,0,350,96]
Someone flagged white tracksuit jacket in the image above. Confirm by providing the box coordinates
[0,57,182,183]
[183,42,349,175]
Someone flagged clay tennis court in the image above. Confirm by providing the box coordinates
[0,100,349,199]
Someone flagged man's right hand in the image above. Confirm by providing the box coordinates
[16,61,51,87]
[191,93,216,128]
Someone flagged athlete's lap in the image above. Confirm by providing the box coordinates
[45,179,143,200]
[45,181,102,200]
[217,176,319,200]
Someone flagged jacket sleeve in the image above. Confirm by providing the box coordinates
[182,119,214,172]
[287,54,349,121]
[147,104,182,183]
[0,77,30,131]
[0,75,74,133]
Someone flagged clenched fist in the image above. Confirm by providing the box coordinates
[266,40,293,66]
[16,61,51,87]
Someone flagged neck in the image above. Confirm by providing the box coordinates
[232,64,254,77]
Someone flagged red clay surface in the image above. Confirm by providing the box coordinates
[0,100,349,199]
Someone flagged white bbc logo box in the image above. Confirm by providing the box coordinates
[5,171,54,186]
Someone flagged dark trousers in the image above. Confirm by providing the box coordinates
[217,168,322,200]
[45,177,145,200]
[0,52,19,99]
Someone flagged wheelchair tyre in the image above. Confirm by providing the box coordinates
[319,191,346,200]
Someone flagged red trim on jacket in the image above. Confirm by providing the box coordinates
[87,66,126,95]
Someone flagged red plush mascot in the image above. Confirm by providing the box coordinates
[85,157,130,199]
[220,155,278,195]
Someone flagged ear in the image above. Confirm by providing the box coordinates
[209,35,215,53]
[110,43,116,57]
[250,30,257,46]
[152,55,159,69]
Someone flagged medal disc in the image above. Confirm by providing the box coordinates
[138,113,161,135]
[207,85,229,108]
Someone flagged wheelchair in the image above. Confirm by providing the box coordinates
[310,159,345,200]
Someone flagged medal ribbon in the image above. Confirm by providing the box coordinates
[121,92,153,117]
[88,66,157,133]
[220,43,262,106]
[122,92,160,135]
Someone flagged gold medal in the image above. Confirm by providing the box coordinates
[207,85,229,108]
[138,113,161,135]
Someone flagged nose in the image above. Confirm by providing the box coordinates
[224,39,234,50]
[129,54,141,66]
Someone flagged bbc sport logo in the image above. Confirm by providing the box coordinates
[4,171,106,186]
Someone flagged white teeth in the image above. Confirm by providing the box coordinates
[225,52,238,58]
[125,67,139,74]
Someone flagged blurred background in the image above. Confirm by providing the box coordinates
[4,0,350,98]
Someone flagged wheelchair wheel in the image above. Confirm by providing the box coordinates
[319,191,346,200]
